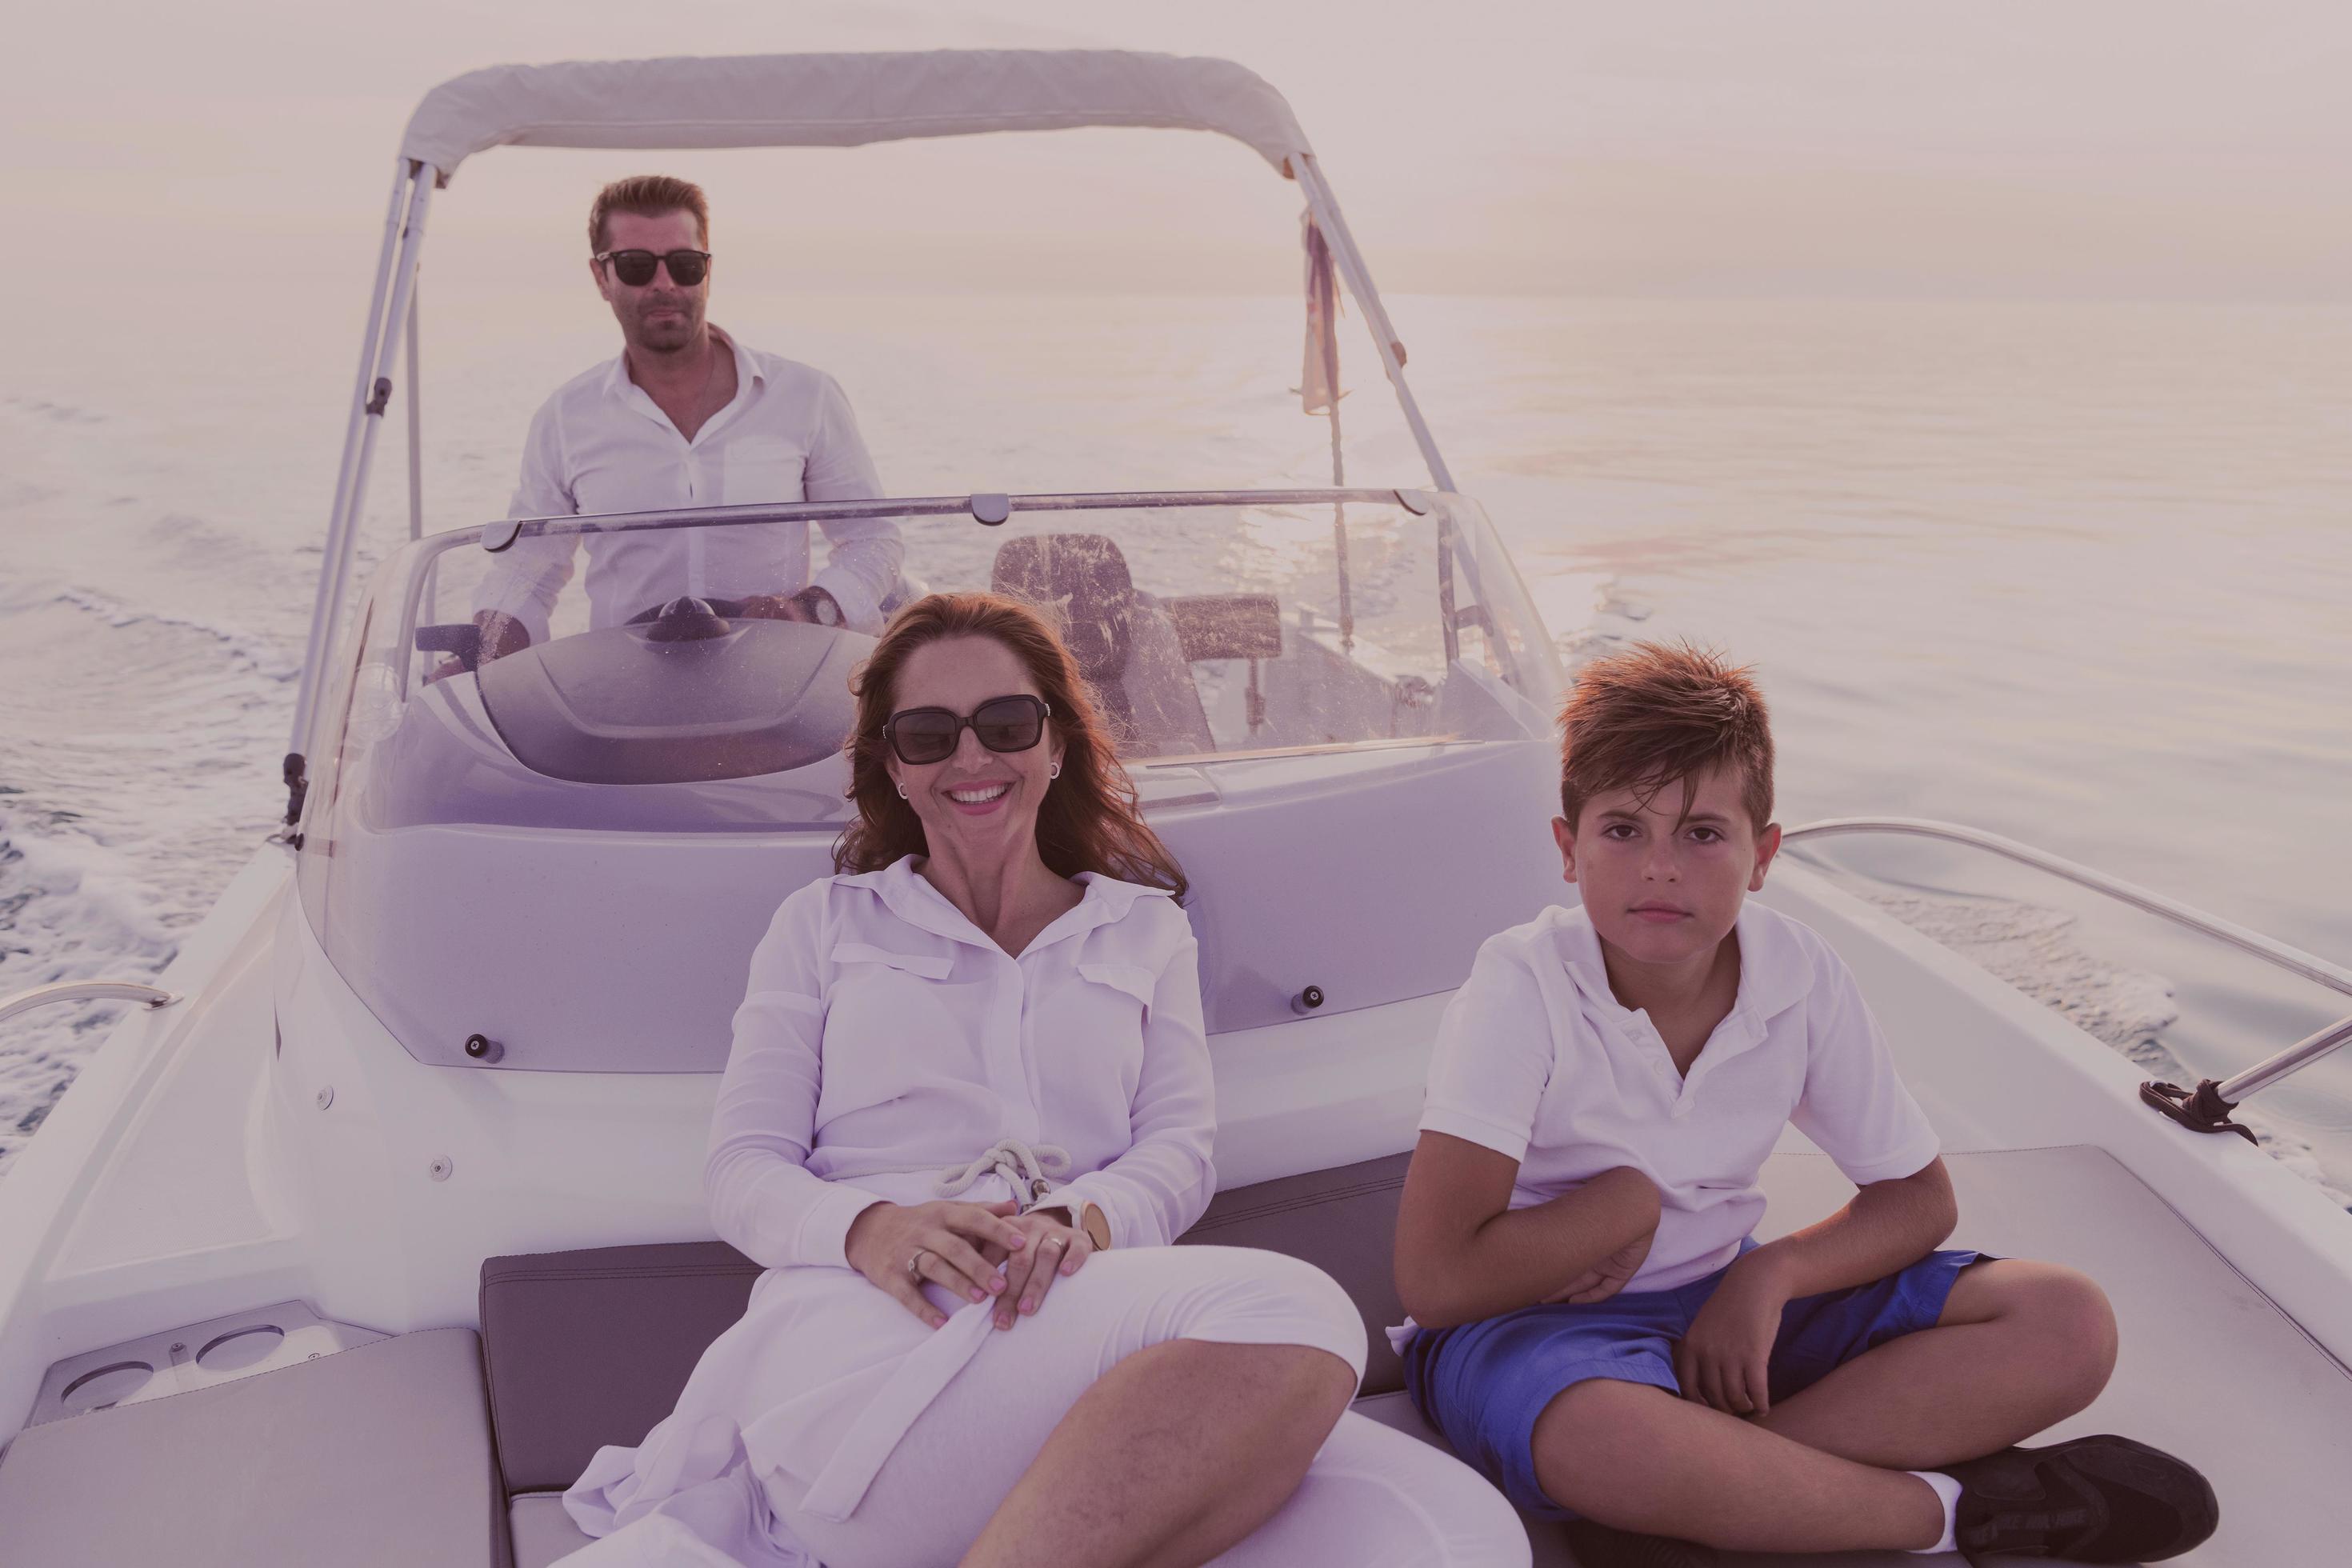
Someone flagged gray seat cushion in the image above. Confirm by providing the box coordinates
[474,1155,1417,1506]
[0,1326,503,1568]
[480,1238,760,1494]
[510,1493,596,1568]
[1177,1151,1412,1394]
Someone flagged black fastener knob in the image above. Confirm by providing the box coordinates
[1291,985,1326,1015]
[463,1033,505,1063]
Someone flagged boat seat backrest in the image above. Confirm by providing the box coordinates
[474,1155,1414,1499]
[987,532,1217,757]
[1162,593,1284,662]
[990,530,1135,696]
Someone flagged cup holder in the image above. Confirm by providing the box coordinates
[32,1301,387,1429]
[60,1360,156,1414]
[197,1324,286,1371]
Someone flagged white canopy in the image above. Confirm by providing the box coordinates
[398,50,1314,182]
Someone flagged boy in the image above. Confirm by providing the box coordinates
[1392,642,2217,1565]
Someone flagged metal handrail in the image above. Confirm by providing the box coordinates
[474,487,1442,553]
[0,982,180,1030]
[1782,816,2352,1127]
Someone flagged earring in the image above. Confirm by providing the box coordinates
[895,782,909,799]
[1047,762,1061,780]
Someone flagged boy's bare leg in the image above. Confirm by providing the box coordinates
[959,1340,1355,1568]
[1755,1260,2118,1469]
[1533,1379,1946,1552]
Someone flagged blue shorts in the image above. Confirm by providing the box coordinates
[1402,1246,1982,1519]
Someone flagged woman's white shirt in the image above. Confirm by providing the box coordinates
[706,854,1215,1264]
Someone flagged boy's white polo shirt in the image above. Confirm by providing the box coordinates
[1420,899,1940,1294]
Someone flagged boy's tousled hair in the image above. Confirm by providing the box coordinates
[1558,640,1774,833]
[588,174,710,254]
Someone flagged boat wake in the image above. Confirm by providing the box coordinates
[0,819,179,1170]
[0,577,292,1178]
[44,584,300,686]
[1828,873,2346,1206]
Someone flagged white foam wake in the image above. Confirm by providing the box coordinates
[1830,874,2346,1206]
[0,816,179,1175]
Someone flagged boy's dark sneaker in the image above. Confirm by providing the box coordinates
[1947,1434,2218,1562]
[1559,1519,1719,1568]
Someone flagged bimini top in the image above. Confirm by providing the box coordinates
[398,49,1314,182]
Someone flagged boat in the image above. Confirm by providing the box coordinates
[2,49,2348,1566]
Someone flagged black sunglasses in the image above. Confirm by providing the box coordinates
[594,249,712,288]
[882,695,1051,766]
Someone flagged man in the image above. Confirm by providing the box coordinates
[472,175,901,659]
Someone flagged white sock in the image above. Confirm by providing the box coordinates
[1904,1470,1963,1555]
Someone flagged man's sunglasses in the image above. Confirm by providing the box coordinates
[882,695,1051,766]
[594,249,712,287]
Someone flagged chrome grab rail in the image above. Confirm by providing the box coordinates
[1782,816,2352,1138]
[474,487,1442,554]
[0,982,180,1030]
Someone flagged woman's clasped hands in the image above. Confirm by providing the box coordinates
[844,1198,1098,1331]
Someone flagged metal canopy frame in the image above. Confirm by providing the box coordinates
[283,52,1459,826]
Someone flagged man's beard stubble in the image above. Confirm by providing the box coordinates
[626,293,702,357]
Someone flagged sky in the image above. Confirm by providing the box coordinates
[6,1,2351,301]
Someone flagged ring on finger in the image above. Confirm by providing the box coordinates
[906,1248,930,1281]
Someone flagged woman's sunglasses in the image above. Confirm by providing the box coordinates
[882,695,1051,767]
[594,249,712,288]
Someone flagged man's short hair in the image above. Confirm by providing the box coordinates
[588,175,710,254]
[1558,640,1774,834]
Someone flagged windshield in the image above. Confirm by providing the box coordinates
[298,490,1558,847]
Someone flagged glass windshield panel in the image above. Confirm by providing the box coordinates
[318,492,1556,838]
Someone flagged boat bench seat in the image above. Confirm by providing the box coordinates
[0,1326,504,1568]
[483,1146,2352,1567]
[482,1154,1417,1566]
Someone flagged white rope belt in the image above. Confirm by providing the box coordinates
[933,1136,1071,1210]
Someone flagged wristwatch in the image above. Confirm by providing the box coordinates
[790,586,843,627]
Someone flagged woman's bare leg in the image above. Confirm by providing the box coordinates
[959,1341,1355,1568]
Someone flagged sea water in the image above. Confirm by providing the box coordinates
[3,289,2348,1190]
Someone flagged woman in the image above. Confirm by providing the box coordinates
[566,593,1527,1567]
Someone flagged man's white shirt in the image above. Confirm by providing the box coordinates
[1418,899,1940,1297]
[476,326,902,635]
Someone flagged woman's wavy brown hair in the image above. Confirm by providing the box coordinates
[834,592,1188,900]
